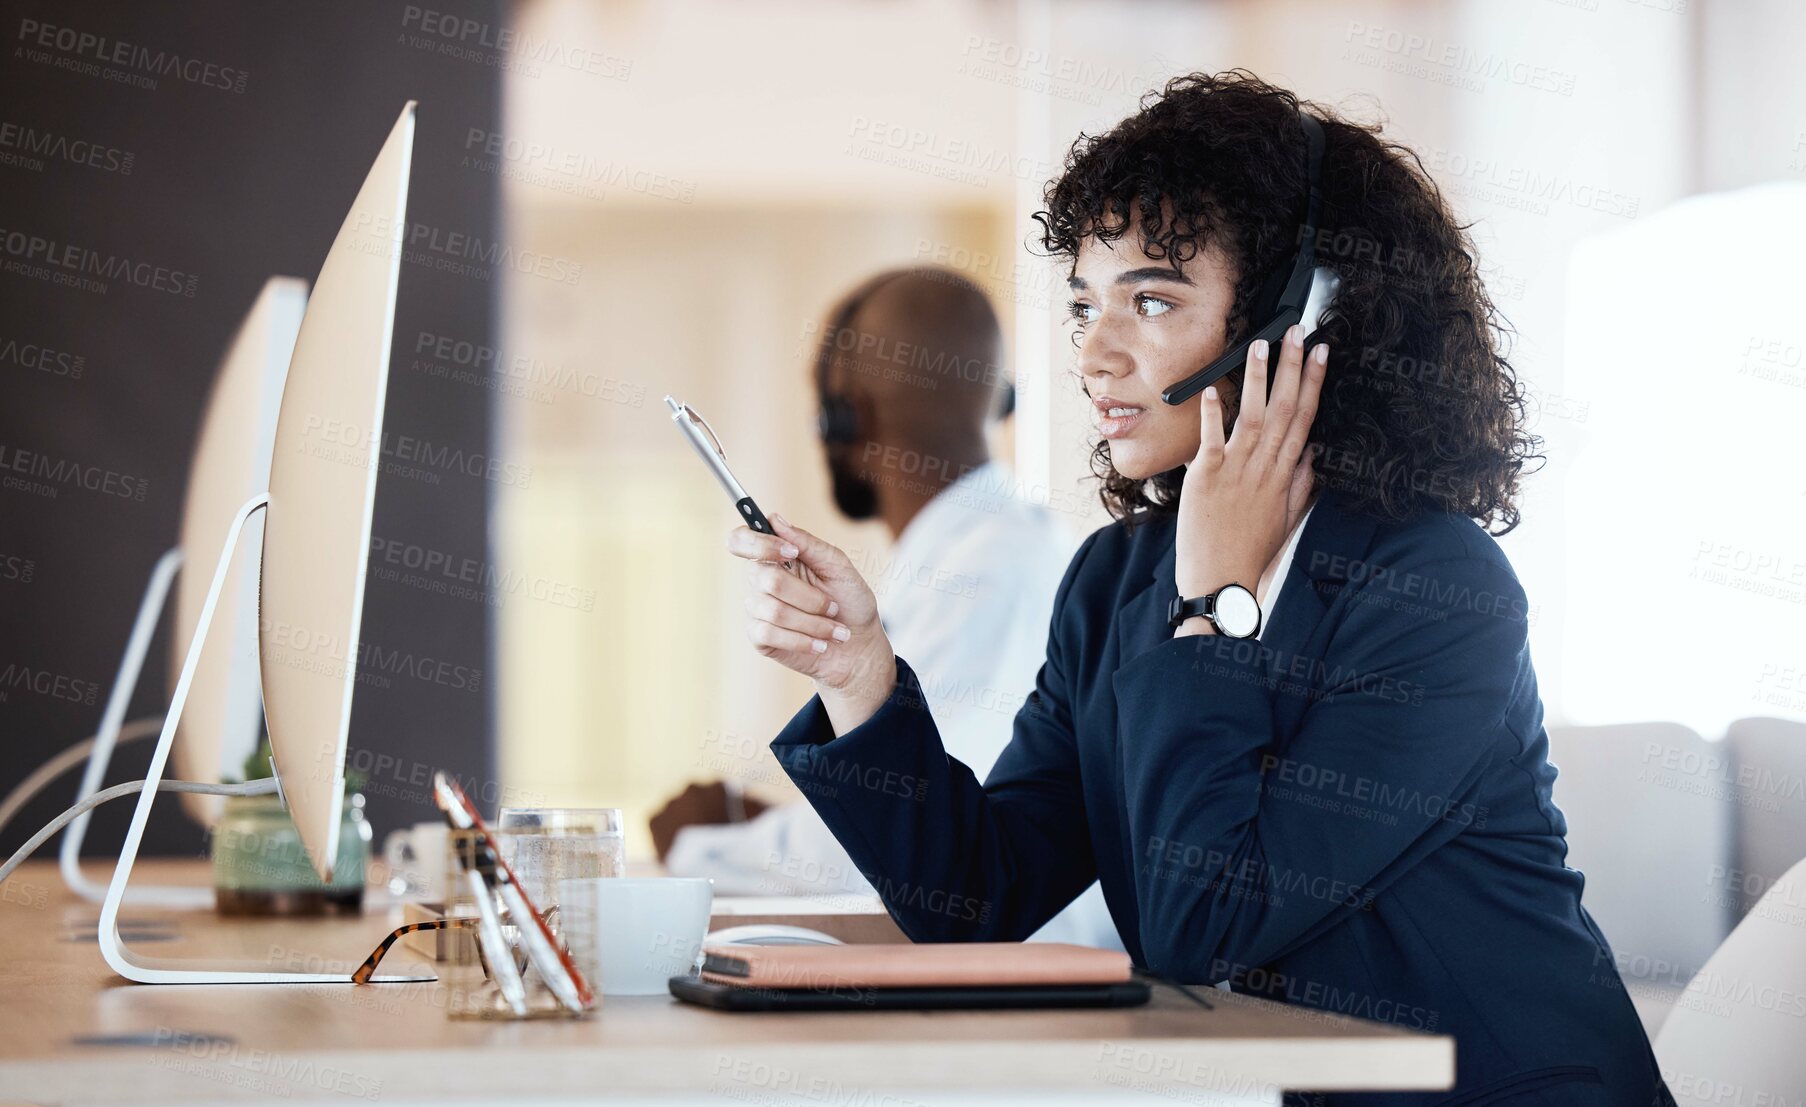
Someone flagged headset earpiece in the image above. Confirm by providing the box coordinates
[817,394,860,445]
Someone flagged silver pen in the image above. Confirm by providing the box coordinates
[666,395,797,573]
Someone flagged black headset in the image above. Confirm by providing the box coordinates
[1159,110,1339,407]
[814,275,890,446]
[814,273,1016,445]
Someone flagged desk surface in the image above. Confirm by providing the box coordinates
[0,861,1453,1104]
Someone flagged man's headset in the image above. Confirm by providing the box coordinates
[815,274,893,446]
[815,273,1015,445]
[1159,110,1340,407]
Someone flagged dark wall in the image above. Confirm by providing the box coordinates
[0,0,503,860]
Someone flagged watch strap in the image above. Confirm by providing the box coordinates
[1167,593,1213,629]
[1167,585,1261,637]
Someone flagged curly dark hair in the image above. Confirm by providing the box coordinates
[1033,70,1541,535]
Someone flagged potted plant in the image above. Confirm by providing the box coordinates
[210,738,370,916]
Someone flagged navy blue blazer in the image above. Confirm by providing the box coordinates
[771,489,1672,1106]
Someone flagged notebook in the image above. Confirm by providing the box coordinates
[670,942,1149,1011]
[699,941,1133,990]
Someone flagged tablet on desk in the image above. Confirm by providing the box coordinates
[669,941,1152,1012]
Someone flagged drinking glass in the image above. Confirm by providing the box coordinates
[493,808,625,940]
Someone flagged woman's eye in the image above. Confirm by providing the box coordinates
[1067,300,1098,326]
[1136,294,1173,318]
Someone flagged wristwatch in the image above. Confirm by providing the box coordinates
[1168,583,1261,638]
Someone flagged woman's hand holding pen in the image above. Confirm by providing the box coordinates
[728,514,898,734]
[1173,324,1325,636]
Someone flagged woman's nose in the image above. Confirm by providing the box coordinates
[1077,320,1133,382]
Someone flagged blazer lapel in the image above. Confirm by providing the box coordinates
[1261,490,1384,736]
[1113,514,1182,673]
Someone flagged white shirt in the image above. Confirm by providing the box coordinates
[1257,502,1316,640]
[870,461,1073,778]
[668,461,1122,948]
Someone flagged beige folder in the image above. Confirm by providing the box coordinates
[700,942,1133,990]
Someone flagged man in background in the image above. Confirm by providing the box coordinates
[651,266,1118,948]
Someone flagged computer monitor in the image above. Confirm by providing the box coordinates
[171,277,305,820]
[58,276,304,906]
[98,100,424,984]
[258,99,415,882]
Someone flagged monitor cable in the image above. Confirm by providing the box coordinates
[0,716,164,836]
[0,773,278,887]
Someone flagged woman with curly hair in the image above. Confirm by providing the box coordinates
[728,71,1672,1105]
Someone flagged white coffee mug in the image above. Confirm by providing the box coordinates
[559,877,713,996]
[382,821,450,901]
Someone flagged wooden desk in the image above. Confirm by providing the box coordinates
[0,861,1452,1105]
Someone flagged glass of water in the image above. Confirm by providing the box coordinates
[494,808,625,941]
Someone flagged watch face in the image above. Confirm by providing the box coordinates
[1213,584,1261,638]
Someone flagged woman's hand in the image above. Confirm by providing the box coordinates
[727,514,897,733]
[1173,324,1325,633]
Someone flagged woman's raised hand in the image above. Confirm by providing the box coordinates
[727,514,897,732]
[1173,323,1325,629]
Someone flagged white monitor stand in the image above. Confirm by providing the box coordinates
[60,276,304,906]
[96,495,430,984]
[58,548,208,907]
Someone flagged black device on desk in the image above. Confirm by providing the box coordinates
[670,975,1150,1011]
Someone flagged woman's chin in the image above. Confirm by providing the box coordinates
[1106,443,1187,482]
